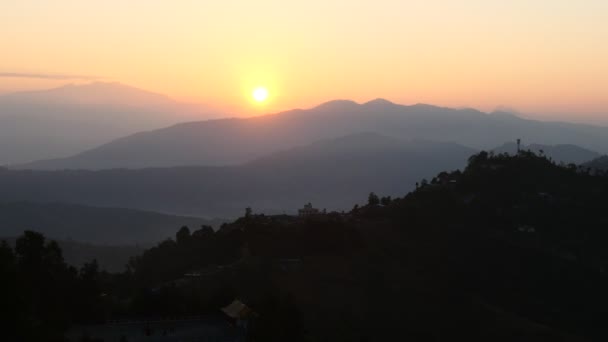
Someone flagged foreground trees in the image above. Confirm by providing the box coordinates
[0,231,104,342]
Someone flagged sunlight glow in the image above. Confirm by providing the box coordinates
[252,87,269,103]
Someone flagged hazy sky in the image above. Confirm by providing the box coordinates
[1,0,607,121]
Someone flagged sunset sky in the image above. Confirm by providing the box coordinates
[1,0,607,121]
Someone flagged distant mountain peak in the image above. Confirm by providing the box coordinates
[363,98,395,106]
[54,81,148,94]
[313,99,359,111]
[410,103,444,110]
[2,81,175,108]
[0,82,221,165]
[56,81,122,88]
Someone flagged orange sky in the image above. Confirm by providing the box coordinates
[1,1,607,122]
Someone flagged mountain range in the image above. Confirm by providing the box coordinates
[0,82,219,164]
[16,98,608,170]
[0,133,476,217]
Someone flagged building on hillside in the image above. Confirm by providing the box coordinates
[298,202,320,217]
[222,299,257,322]
[222,299,257,341]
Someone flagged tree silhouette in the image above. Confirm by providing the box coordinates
[176,226,191,244]
[380,196,392,206]
[368,192,380,206]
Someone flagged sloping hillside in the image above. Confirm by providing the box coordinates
[0,134,475,217]
[123,151,608,341]
[0,201,216,244]
[492,142,600,164]
[583,155,608,172]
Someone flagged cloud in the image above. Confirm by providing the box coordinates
[0,72,99,80]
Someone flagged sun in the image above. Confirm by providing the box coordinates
[252,87,269,103]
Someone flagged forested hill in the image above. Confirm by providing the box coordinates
[4,151,608,341]
[125,151,608,341]
[584,155,608,172]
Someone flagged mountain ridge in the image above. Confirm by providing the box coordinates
[0,82,222,164]
[21,98,608,170]
[0,201,218,244]
[0,133,476,217]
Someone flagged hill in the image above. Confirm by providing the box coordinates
[583,155,608,172]
[492,141,600,164]
[5,152,608,341]
[115,151,608,341]
[0,202,217,244]
[0,134,475,217]
[0,82,220,164]
[19,98,608,170]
